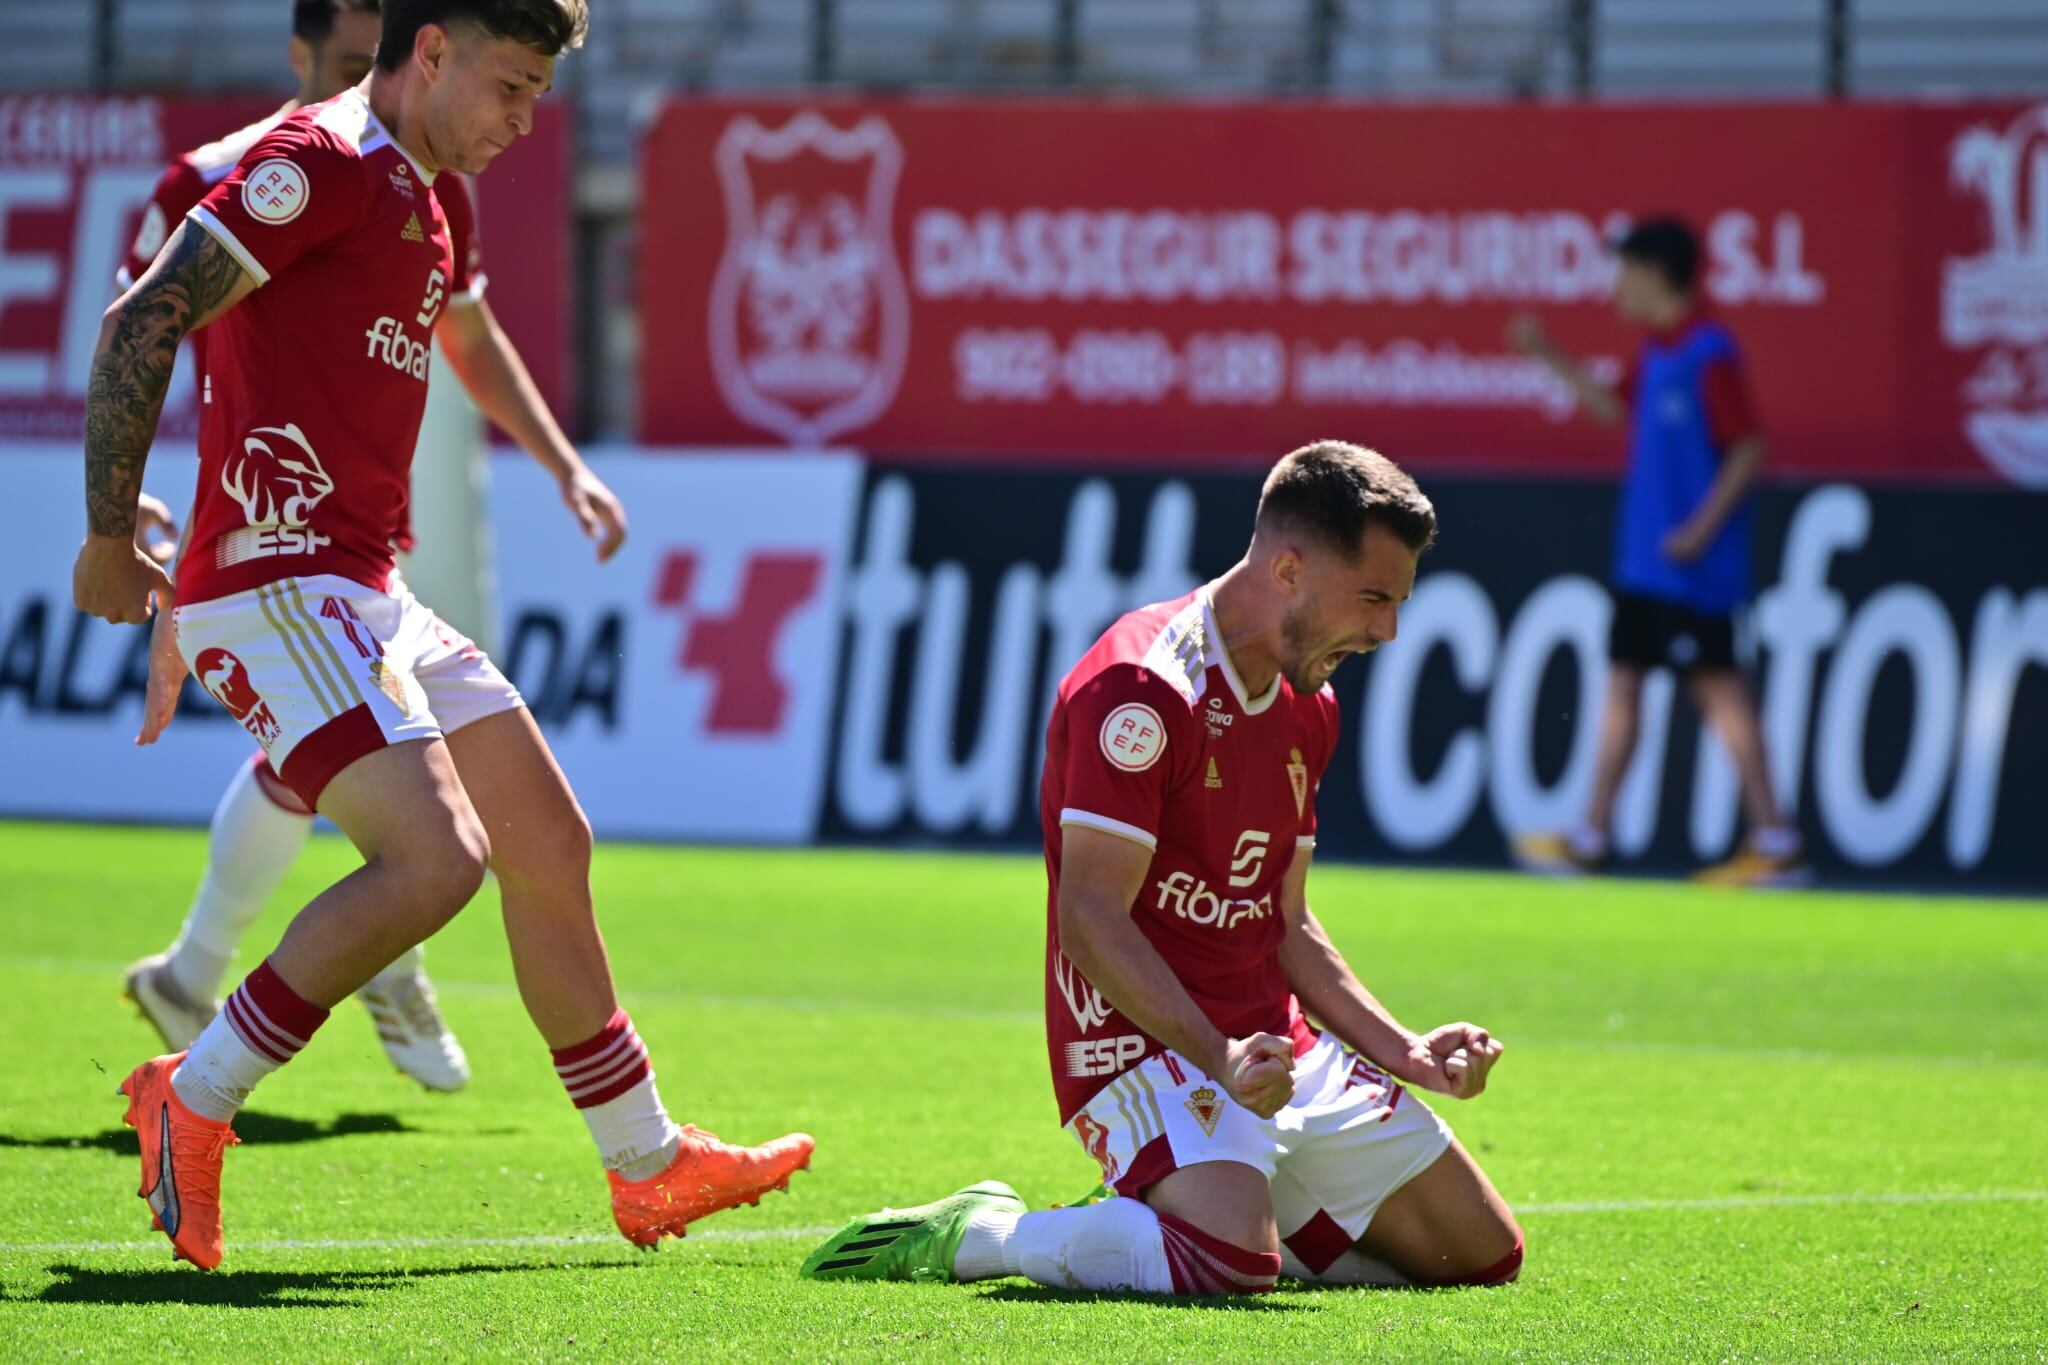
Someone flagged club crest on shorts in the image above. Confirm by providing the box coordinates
[1184,1086,1223,1137]
[708,111,908,447]
[1287,747,1308,819]
[369,659,416,717]
[194,647,281,747]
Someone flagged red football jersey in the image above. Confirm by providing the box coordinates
[1041,589,1340,1122]
[121,104,484,561]
[176,90,472,604]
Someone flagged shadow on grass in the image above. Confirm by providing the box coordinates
[972,1284,1306,1313]
[0,1111,414,1155]
[14,1258,650,1309]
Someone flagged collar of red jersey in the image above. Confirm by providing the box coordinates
[347,89,437,186]
[1198,592,1281,715]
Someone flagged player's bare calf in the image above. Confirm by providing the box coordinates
[271,739,490,1006]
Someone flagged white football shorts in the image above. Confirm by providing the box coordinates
[174,573,523,807]
[1066,1031,1452,1271]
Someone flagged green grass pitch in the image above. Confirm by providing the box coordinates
[1,819,2044,1359]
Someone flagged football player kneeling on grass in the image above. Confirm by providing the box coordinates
[803,442,1523,1294]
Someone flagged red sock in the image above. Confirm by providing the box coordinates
[551,1008,652,1109]
[173,956,330,1122]
[1156,1211,1281,1294]
[224,958,329,1063]
[550,1009,678,1175]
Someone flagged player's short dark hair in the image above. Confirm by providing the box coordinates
[375,0,587,70]
[1615,216,1701,293]
[293,0,379,45]
[1256,440,1437,558]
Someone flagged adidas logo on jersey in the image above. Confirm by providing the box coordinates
[400,212,424,242]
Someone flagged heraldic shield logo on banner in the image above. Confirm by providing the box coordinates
[708,111,909,447]
[1945,103,2048,487]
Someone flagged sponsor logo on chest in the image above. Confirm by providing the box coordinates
[1154,870,1272,930]
[364,317,430,379]
[363,262,448,382]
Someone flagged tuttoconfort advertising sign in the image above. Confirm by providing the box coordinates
[3,445,2041,884]
[644,97,2048,488]
[814,465,2048,886]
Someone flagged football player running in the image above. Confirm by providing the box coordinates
[73,0,812,1271]
[118,0,484,1094]
[803,442,1522,1294]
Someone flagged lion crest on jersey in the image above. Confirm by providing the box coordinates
[708,111,909,447]
[1054,952,1114,1033]
[218,423,334,564]
[1945,103,2048,486]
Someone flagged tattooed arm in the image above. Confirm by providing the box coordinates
[74,221,256,624]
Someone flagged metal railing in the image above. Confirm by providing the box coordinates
[17,2,2048,106]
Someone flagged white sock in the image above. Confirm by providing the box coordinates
[363,944,424,993]
[954,1199,1173,1292]
[581,1075,682,1181]
[552,1011,682,1180]
[952,1207,1021,1280]
[170,961,328,1123]
[1569,824,1609,860]
[1279,1242,1410,1286]
[172,1013,274,1123]
[165,760,313,1002]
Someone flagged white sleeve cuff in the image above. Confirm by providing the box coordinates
[188,206,270,286]
[450,271,487,306]
[1060,808,1158,852]
[1296,835,1316,849]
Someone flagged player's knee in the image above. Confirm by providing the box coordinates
[1430,1224,1525,1288]
[393,813,490,925]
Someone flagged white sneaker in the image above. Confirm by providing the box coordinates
[358,969,470,1092]
[122,953,219,1052]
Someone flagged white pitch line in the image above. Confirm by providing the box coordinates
[2,1190,2041,1257]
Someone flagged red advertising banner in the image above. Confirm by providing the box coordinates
[642,97,2048,485]
[0,93,571,444]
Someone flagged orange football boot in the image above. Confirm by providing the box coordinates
[118,1053,239,1270]
[609,1124,815,1248]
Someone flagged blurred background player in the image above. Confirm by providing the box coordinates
[803,444,1521,1295]
[73,0,811,1270]
[117,0,483,1091]
[1508,217,1807,887]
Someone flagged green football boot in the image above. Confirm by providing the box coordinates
[799,1180,1024,1282]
